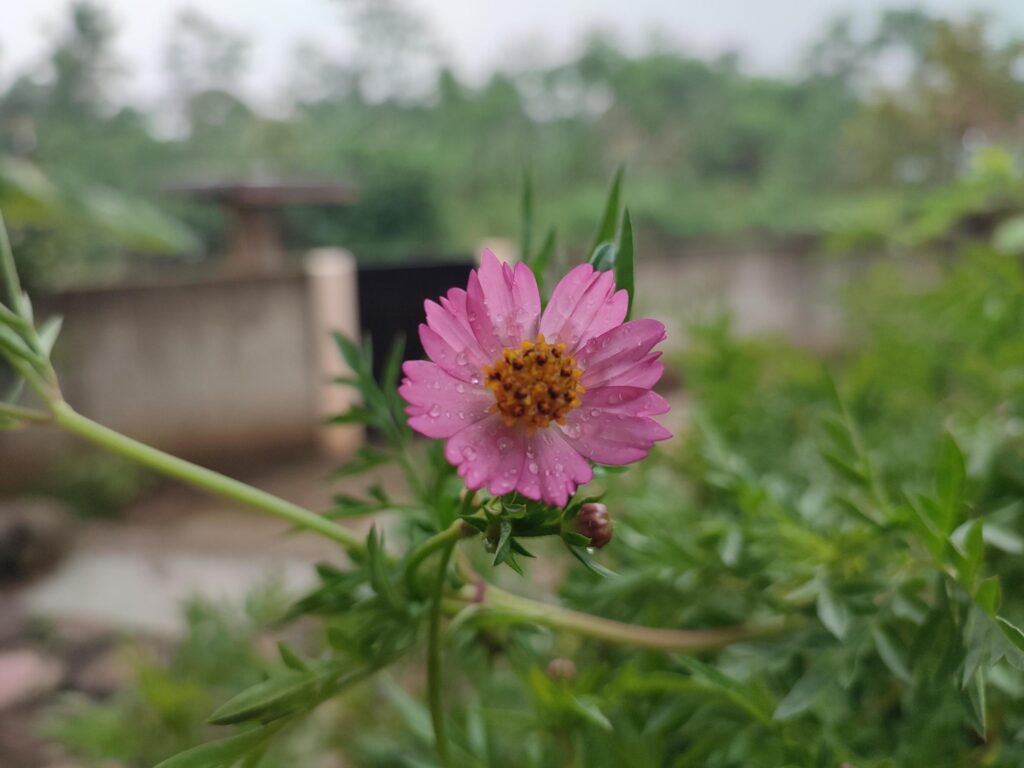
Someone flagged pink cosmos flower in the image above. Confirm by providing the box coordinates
[400,249,671,507]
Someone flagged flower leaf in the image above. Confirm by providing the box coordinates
[589,165,624,257]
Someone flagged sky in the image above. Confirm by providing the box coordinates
[3,0,1024,110]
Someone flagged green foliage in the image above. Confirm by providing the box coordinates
[13,5,1024,284]
[40,451,153,519]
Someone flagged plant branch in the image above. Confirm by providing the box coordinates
[0,402,52,425]
[427,540,455,767]
[0,211,23,312]
[405,519,473,596]
[452,553,781,652]
[51,402,365,555]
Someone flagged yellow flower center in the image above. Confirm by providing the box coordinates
[482,334,584,431]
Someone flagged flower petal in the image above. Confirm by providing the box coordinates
[465,270,504,360]
[515,428,594,507]
[476,250,541,347]
[419,324,480,383]
[424,287,491,370]
[400,361,492,438]
[577,319,667,389]
[444,414,526,494]
[581,386,670,417]
[540,264,628,352]
[559,387,672,466]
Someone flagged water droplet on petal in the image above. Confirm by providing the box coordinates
[498,437,513,452]
[428,404,442,417]
[456,352,468,366]
[528,462,539,474]
[470,374,482,385]
[455,382,465,393]
[564,423,582,439]
[589,408,600,417]
[458,411,465,420]
[462,446,478,460]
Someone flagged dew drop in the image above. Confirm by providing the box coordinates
[528,462,539,474]
[432,381,441,390]
[590,408,600,417]
[455,382,465,393]
[497,437,513,452]
[470,374,482,385]
[564,423,582,438]
[462,446,478,460]
[428,404,442,418]
[456,352,468,366]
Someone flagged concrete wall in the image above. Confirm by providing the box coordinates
[633,240,932,351]
[0,239,930,482]
[1,255,361,482]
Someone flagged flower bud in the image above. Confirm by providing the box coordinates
[576,502,613,548]
[547,657,577,682]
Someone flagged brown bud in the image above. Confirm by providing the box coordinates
[576,502,613,548]
[547,657,577,682]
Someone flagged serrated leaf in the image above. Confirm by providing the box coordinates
[963,668,987,737]
[773,666,832,720]
[207,672,314,725]
[817,584,851,640]
[821,450,867,485]
[366,527,400,608]
[951,519,984,587]
[975,577,1002,616]
[566,544,617,578]
[277,642,312,673]
[570,696,614,731]
[615,208,635,319]
[873,626,911,682]
[997,617,1024,652]
[492,519,513,568]
[333,446,391,478]
[154,725,278,768]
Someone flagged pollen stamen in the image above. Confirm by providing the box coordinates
[481,334,584,431]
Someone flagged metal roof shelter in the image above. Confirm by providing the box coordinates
[172,179,358,272]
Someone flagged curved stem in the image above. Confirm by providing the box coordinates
[452,553,781,652]
[427,540,455,767]
[0,402,52,424]
[51,402,365,555]
[404,520,471,596]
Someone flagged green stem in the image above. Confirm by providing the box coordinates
[0,402,52,424]
[51,402,365,555]
[404,520,470,596]
[427,540,455,767]
[0,211,23,311]
[452,554,780,652]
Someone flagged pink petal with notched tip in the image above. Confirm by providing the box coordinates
[558,386,672,466]
[514,428,594,508]
[465,270,504,361]
[540,265,628,352]
[418,324,480,383]
[577,318,667,389]
[400,360,492,438]
[475,250,541,347]
[444,414,527,495]
[424,287,491,370]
